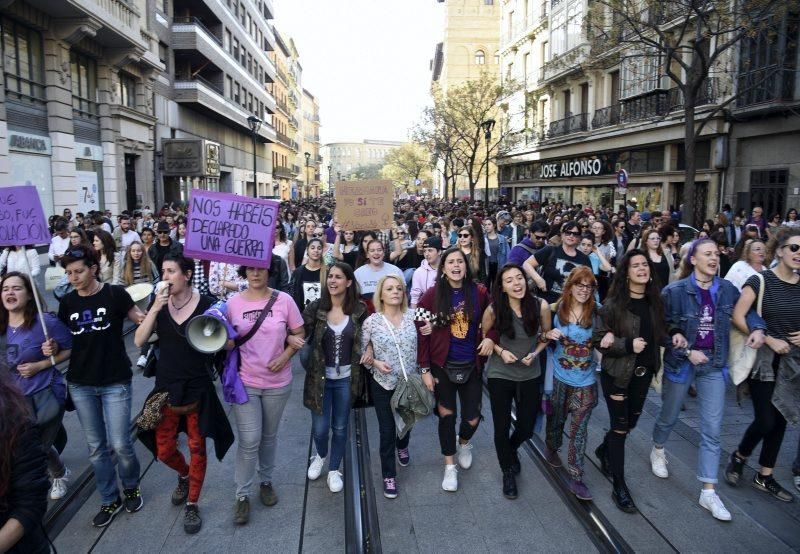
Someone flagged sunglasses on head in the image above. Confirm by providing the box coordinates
[784,243,800,253]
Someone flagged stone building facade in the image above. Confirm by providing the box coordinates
[497,0,799,222]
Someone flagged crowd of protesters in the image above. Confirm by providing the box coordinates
[1,195,799,551]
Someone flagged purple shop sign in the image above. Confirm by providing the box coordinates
[184,189,279,268]
[0,185,50,247]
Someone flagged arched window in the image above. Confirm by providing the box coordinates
[494,51,500,64]
[475,50,485,65]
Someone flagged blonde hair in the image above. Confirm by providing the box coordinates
[372,274,408,313]
[122,242,154,286]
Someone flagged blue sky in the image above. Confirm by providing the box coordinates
[273,0,442,144]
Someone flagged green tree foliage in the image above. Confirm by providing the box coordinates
[380,143,433,192]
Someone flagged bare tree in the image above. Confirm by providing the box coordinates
[417,72,520,201]
[587,0,791,224]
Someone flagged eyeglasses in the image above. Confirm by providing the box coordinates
[574,283,596,291]
[562,230,580,237]
[458,233,471,238]
[784,243,800,253]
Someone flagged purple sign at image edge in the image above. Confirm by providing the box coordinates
[0,185,50,247]
[183,189,279,268]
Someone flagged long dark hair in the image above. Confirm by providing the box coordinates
[319,261,361,315]
[0,272,46,332]
[433,248,476,326]
[93,229,117,259]
[604,250,666,341]
[0,368,34,512]
[492,264,540,338]
[355,231,378,268]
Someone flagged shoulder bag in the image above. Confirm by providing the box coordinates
[728,272,765,385]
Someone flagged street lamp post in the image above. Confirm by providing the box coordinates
[481,119,495,203]
[304,151,311,198]
[247,115,262,198]
[327,164,332,194]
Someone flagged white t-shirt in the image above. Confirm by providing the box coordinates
[353,262,403,299]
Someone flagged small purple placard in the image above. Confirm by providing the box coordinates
[0,185,50,247]
[184,189,279,268]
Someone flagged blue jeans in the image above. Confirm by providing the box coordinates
[652,360,725,484]
[69,382,141,503]
[311,377,351,472]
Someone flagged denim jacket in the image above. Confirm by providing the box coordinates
[661,276,766,376]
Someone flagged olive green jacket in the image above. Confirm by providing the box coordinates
[301,299,369,414]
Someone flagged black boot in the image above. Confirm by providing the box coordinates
[612,476,637,513]
[510,450,521,475]
[595,439,610,477]
[502,469,518,499]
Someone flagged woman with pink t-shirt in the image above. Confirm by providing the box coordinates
[226,264,305,525]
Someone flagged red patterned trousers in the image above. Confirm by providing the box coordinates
[155,405,207,503]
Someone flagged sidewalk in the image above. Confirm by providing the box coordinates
[54,359,343,553]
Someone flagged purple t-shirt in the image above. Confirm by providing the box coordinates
[447,287,478,362]
[694,288,715,350]
[6,313,72,399]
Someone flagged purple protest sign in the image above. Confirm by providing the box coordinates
[0,185,50,247]
[184,189,279,268]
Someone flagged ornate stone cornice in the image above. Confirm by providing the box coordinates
[53,17,102,45]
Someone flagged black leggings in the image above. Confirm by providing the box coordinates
[488,376,542,471]
[600,369,652,479]
[432,365,482,456]
[738,378,787,469]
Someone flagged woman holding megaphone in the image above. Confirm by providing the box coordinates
[134,254,233,535]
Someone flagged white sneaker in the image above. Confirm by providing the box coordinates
[327,470,343,493]
[307,454,325,480]
[136,355,148,368]
[457,442,473,470]
[49,468,71,500]
[699,490,732,521]
[650,446,669,478]
[442,464,458,492]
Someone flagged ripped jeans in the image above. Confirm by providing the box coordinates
[599,369,652,481]
[600,370,652,434]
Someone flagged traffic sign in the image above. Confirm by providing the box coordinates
[616,168,628,189]
[414,178,422,186]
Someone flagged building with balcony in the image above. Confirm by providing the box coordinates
[726,12,800,217]
[0,0,164,215]
[301,88,321,197]
[498,1,800,223]
[430,0,501,199]
[321,139,404,191]
[155,0,278,201]
[267,30,295,200]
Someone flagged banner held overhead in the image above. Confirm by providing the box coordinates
[184,189,279,268]
[335,179,394,231]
